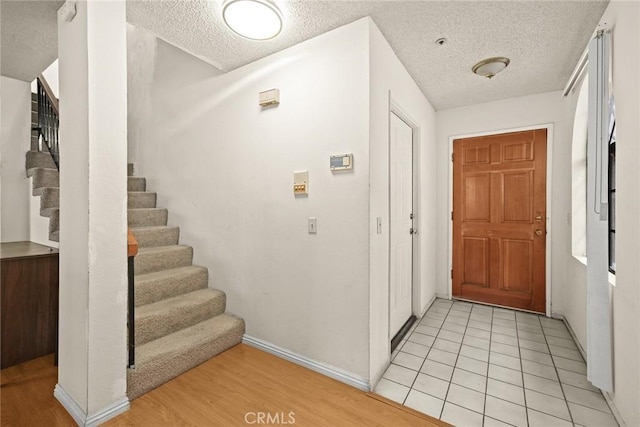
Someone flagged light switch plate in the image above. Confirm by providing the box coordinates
[308,217,317,234]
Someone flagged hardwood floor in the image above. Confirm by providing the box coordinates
[1,344,448,426]
[0,354,73,426]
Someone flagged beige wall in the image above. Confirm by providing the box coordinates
[596,1,640,425]
[0,76,31,242]
[435,1,639,424]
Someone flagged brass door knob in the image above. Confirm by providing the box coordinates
[535,230,543,236]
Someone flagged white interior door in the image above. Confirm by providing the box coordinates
[390,112,414,338]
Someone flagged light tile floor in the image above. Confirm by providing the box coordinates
[374,298,618,427]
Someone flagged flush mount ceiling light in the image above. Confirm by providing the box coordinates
[472,57,510,79]
[222,0,283,41]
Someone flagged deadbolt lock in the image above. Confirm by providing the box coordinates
[535,214,543,221]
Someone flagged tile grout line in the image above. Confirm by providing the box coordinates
[540,319,576,426]
[481,305,494,426]
[402,301,453,406]
[389,305,611,425]
[515,312,531,427]
[438,301,473,421]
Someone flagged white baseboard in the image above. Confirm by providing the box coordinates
[420,294,437,318]
[86,397,129,426]
[54,384,86,426]
[242,335,370,392]
[557,316,625,427]
[558,315,587,359]
[54,383,129,427]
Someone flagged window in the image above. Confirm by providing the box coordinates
[608,118,616,273]
[571,75,589,261]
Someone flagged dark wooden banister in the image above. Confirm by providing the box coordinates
[37,74,59,115]
[34,74,60,169]
[127,228,138,368]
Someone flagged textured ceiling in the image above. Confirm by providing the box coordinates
[1,0,608,110]
[0,1,64,81]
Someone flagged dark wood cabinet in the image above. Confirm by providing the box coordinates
[1,242,59,369]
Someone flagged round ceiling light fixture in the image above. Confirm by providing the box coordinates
[472,57,510,79]
[222,0,283,41]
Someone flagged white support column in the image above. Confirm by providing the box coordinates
[55,1,129,425]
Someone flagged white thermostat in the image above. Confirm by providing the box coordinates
[330,153,353,171]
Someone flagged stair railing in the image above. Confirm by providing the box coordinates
[127,229,139,368]
[34,75,60,169]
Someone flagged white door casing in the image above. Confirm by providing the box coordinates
[390,112,414,338]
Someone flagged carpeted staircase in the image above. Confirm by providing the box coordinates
[26,150,60,241]
[25,150,245,399]
[126,165,245,399]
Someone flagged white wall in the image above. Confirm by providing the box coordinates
[29,189,56,248]
[0,76,31,242]
[368,20,437,385]
[31,59,59,99]
[435,2,640,424]
[57,1,129,422]
[435,91,570,316]
[130,20,372,380]
[595,1,640,424]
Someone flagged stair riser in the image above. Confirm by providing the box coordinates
[49,209,59,234]
[135,267,207,307]
[31,134,39,152]
[136,294,226,346]
[127,316,245,400]
[128,209,168,227]
[128,177,146,192]
[131,227,179,248]
[40,188,60,211]
[32,168,59,192]
[128,192,157,209]
[26,151,56,173]
[135,247,193,275]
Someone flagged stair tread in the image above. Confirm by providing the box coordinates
[135,265,207,307]
[134,245,192,275]
[135,264,202,282]
[135,288,225,346]
[128,313,244,398]
[136,288,223,318]
[135,314,243,363]
[131,225,177,231]
[137,244,189,254]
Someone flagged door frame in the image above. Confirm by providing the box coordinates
[447,124,554,316]
[389,97,422,336]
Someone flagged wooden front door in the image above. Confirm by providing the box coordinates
[453,129,547,313]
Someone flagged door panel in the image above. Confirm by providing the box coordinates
[501,239,532,292]
[503,171,533,222]
[453,129,547,313]
[462,237,489,286]
[390,113,414,337]
[463,174,491,221]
